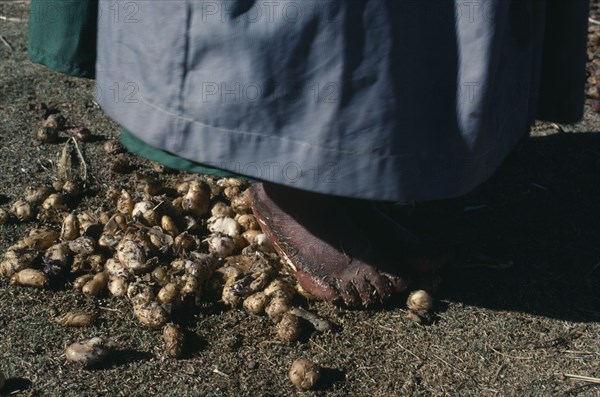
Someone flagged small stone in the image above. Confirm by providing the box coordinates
[247,360,257,369]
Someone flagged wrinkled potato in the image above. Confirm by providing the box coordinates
[241,229,261,245]
[37,126,59,143]
[160,215,179,236]
[65,337,109,366]
[133,301,169,329]
[230,188,252,214]
[24,186,53,205]
[98,231,121,252]
[148,227,174,252]
[1,175,344,341]
[182,180,210,217]
[68,236,96,256]
[163,324,184,358]
[152,266,171,285]
[108,277,128,297]
[222,281,243,308]
[72,274,94,290]
[157,282,179,305]
[117,240,147,272]
[11,200,34,221]
[53,311,95,327]
[105,258,131,279]
[10,269,47,288]
[206,235,236,258]
[70,254,88,273]
[407,290,433,312]
[207,216,241,237]
[243,292,269,315]
[289,358,321,390]
[86,254,105,273]
[264,278,296,300]
[175,181,189,195]
[173,231,197,254]
[82,272,108,297]
[62,180,81,198]
[211,201,234,218]
[216,265,244,285]
[42,193,67,210]
[236,214,259,231]
[180,274,201,296]
[61,212,80,241]
[113,213,128,232]
[43,113,66,129]
[265,296,291,324]
[23,228,59,250]
[127,281,155,305]
[278,313,302,342]
[116,190,134,215]
[0,248,35,277]
[44,243,71,269]
[223,186,240,200]
[132,201,159,226]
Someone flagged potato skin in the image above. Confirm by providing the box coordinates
[277,313,301,342]
[133,302,169,329]
[265,296,290,323]
[243,292,268,315]
[289,358,321,390]
[53,311,95,327]
[10,269,47,288]
[163,324,184,358]
[407,290,433,312]
[65,338,108,366]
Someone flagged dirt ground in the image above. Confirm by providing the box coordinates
[1,2,600,396]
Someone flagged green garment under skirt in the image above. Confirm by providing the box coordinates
[28,0,241,179]
[28,0,97,78]
[120,129,245,180]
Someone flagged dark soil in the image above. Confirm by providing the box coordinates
[1,2,599,396]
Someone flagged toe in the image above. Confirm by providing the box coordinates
[365,271,393,302]
[351,276,377,306]
[336,278,361,307]
[351,267,390,306]
[382,272,410,294]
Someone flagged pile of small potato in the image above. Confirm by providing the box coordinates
[0,160,436,390]
[3,105,441,390]
[0,172,336,362]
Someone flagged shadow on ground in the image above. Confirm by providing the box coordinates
[406,131,600,322]
[0,377,32,395]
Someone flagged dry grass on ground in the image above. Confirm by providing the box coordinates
[0,2,599,396]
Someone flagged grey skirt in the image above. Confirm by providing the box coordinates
[96,0,589,201]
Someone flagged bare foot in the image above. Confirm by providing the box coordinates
[250,183,410,307]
